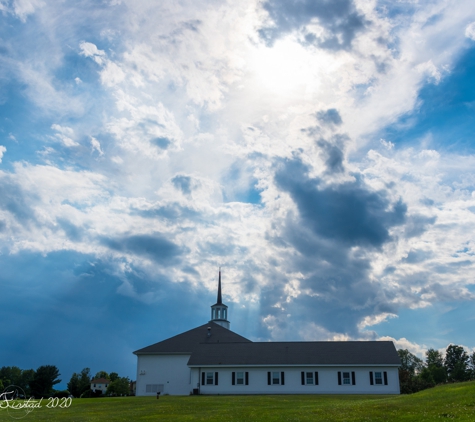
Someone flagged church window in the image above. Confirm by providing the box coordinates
[343,372,350,384]
[375,372,382,385]
[370,371,388,385]
[206,372,214,385]
[301,371,319,385]
[232,372,249,385]
[338,371,355,385]
[267,371,285,385]
[306,372,314,385]
[236,372,244,385]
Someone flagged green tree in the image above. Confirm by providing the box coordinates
[94,371,109,380]
[397,349,425,394]
[106,377,130,396]
[30,365,61,398]
[20,369,35,396]
[419,367,435,386]
[398,349,423,374]
[67,372,81,397]
[0,366,35,394]
[426,348,444,367]
[445,344,469,382]
[0,366,23,387]
[425,348,447,384]
[469,351,475,380]
[79,368,92,394]
[68,367,92,397]
[109,372,119,382]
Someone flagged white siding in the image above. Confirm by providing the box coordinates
[136,354,192,396]
[192,367,400,395]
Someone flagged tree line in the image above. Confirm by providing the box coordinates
[398,344,475,394]
[0,366,131,398]
[0,365,60,398]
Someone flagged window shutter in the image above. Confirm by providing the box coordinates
[232,372,235,385]
[315,372,319,385]
[245,372,249,385]
[215,372,218,386]
[201,372,205,386]
[267,372,271,385]
[338,372,341,385]
[384,372,388,386]
[301,372,305,385]
[281,372,285,385]
[369,372,374,385]
[352,372,356,385]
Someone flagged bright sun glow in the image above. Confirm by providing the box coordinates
[249,39,318,97]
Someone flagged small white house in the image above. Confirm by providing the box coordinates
[134,272,401,396]
[90,378,110,395]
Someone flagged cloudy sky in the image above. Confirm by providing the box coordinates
[1,0,475,387]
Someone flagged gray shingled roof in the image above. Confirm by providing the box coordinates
[187,341,400,366]
[133,322,251,355]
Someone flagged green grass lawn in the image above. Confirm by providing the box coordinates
[2,381,475,421]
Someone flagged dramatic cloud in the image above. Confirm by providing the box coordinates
[275,158,406,248]
[259,0,367,50]
[101,234,184,264]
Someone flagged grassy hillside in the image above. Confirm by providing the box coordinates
[2,381,475,421]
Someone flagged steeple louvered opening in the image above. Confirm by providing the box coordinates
[210,269,230,329]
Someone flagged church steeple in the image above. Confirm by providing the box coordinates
[210,269,230,329]
[217,269,222,304]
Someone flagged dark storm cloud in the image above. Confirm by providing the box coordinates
[172,174,192,195]
[431,260,473,274]
[133,203,201,220]
[259,0,367,50]
[254,155,408,338]
[0,250,211,388]
[316,136,346,173]
[404,214,436,237]
[0,177,37,224]
[304,109,346,173]
[316,108,342,126]
[275,158,406,248]
[150,136,172,150]
[419,282,474,301]
[101,233,183,264]
[56,218,83,241]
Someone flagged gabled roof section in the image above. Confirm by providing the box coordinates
[91,378,110,384]
[187,341,401,366]
[133,322,251,355]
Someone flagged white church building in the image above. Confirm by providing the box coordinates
[134,272,401,395]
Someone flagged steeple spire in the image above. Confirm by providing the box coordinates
[210,268,230,329]
[217,268,222,304]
